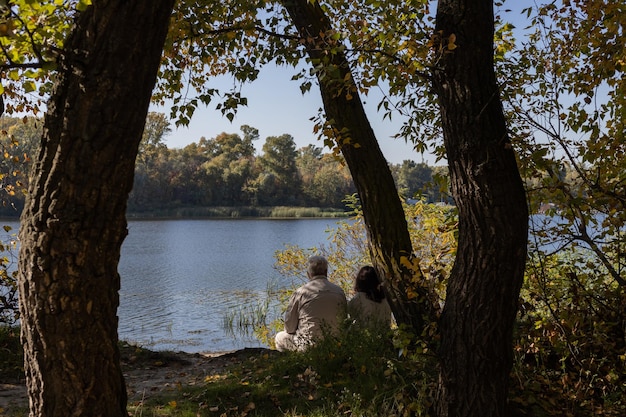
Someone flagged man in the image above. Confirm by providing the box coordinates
[274,255,347,352]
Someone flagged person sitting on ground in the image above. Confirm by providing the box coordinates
[347,265,392,328]
[274,255,347,352]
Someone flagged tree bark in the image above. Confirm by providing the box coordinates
[17,2,175,416]
[281,0,439,334]
[431,0,529,416]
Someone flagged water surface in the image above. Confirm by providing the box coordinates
[118,218,338,352]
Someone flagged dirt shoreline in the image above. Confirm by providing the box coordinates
[0,346,273,414]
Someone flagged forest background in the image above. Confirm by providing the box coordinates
[0,113,449,217]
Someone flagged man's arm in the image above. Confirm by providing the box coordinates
[284,291,300,334]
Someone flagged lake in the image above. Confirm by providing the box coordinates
[0,218,342,353]
[118,218,341,353]
[7,214,598,353]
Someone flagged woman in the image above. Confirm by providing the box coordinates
[347,266,392,328]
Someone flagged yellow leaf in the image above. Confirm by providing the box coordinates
[168,400,177,408]
[205,374,224,382]
[400,256,412,269]
[447,33,457,50]
[406,288,418,300]
[0,20,13,37]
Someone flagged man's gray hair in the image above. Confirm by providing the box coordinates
[307,255,328,277]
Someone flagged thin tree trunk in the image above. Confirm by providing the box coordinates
[431,0,529,415]
[281,0,439,334]
[17,2,174,416]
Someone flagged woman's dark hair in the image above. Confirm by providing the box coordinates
[354,266,385,303]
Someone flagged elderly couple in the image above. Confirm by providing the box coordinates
[274,255,392,352]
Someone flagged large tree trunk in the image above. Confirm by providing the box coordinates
[431,0,529,416]
[17,2,174,416]
[281,0,439,334]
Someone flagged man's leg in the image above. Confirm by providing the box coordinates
[274,331,298,352]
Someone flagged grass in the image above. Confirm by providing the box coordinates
[128,325,437,417]
[0,328,434,417]
[5,320,626,417]
[1,324,437,417]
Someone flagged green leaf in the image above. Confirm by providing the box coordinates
[76,0,92,12]
[23,80,36,93]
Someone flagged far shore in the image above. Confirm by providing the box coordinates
[0,205,351,222]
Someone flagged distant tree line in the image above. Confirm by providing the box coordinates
[0,114,450,217]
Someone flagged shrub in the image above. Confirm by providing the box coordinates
[511,246,626,416]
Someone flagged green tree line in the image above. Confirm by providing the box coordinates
[0,114,449,217]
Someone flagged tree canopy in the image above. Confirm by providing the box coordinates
[0,0,92,115]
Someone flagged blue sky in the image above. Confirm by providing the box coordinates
[153,65,425,165]
[156,3,531,166]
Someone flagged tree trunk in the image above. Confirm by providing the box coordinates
[17,2,174,416]
[281,0,439,334]
[431,0,529,416]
